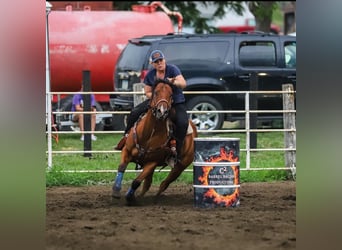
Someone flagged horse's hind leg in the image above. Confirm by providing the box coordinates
[138,172,153,198]
[156,164,185,197]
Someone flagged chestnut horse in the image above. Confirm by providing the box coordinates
[112,79,197,205]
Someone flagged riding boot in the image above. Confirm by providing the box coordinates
[114,134,128,150]
[175,139,184,163]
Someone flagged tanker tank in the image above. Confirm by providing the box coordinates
[48,6,174,130]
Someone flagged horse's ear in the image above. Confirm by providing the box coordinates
[154,78,172,86]
[164,78,172,85]
[154,78,164,84]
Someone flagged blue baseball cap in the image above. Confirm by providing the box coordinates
[150,50,165,63]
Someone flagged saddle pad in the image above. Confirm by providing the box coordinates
[187,122,193,135]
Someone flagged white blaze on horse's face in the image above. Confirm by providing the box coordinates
[155,99,169,120]
[160,104,166,115]
[151,82,173,120]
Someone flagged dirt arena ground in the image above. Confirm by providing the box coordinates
[46,181,296,250]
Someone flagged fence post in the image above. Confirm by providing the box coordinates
[250,72,258,148]
[82,70,92,157]
[46,2,53,169]
[282,84,296,178]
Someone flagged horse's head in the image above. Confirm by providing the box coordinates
[150,79,173,120]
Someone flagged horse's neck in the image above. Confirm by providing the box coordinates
[136,110,168,141]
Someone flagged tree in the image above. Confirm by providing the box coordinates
[113,1,279,34]
[248,1,277,32]
[162,1,245,33]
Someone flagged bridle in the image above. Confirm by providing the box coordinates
[150,81,173,120]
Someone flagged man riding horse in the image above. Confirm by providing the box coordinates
[114,50,189,164]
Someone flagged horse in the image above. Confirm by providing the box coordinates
[112,79,198,205]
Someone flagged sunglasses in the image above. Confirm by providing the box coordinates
[153,59,163,64]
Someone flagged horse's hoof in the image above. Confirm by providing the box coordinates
[125,194,136,206]
[137,192,146,198]
[153,195,162,204]
[111,188,121,199]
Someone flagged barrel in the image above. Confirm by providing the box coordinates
[193,138,240,208]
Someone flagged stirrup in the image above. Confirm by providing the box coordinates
[167,156,177,168]
[135,163,142,170]
[170,139,177,156]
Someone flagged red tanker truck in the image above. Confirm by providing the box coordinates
[48,2,179,130]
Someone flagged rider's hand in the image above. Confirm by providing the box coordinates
[166,77,176,85]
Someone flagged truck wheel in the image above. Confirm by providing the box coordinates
[95,121,104,131]
[57,95,74,131]
[112,114,127,131]
[186,96,224,130]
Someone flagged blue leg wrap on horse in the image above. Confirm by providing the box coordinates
[132,180,141,190]
[114,172,124,189]
[126,180,141,196]
[126,187,135,196]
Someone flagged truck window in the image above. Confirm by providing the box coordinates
[284,42,296,68]
[117,43,150,70]
[239,41,276,67]
[160,41,229,62]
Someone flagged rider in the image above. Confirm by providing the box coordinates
[114,49,189,162]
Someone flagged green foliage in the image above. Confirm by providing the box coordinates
[165,1,245,33]
[46,132,292,186]
[272,2,284,28]
[112,1,283,34]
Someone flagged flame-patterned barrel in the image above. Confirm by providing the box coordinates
[193,138,240,208]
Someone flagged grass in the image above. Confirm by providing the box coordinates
[46,131,293,187]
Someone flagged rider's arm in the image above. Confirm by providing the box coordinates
[168,74,186,89]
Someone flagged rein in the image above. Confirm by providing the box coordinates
[151,98,171,118]
[132,113,173,160]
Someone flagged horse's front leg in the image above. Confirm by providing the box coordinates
[112,162,129,199]
[125,162,157,205]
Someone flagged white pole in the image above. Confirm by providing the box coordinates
[46,1,53,169]
[245,92,250,170]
